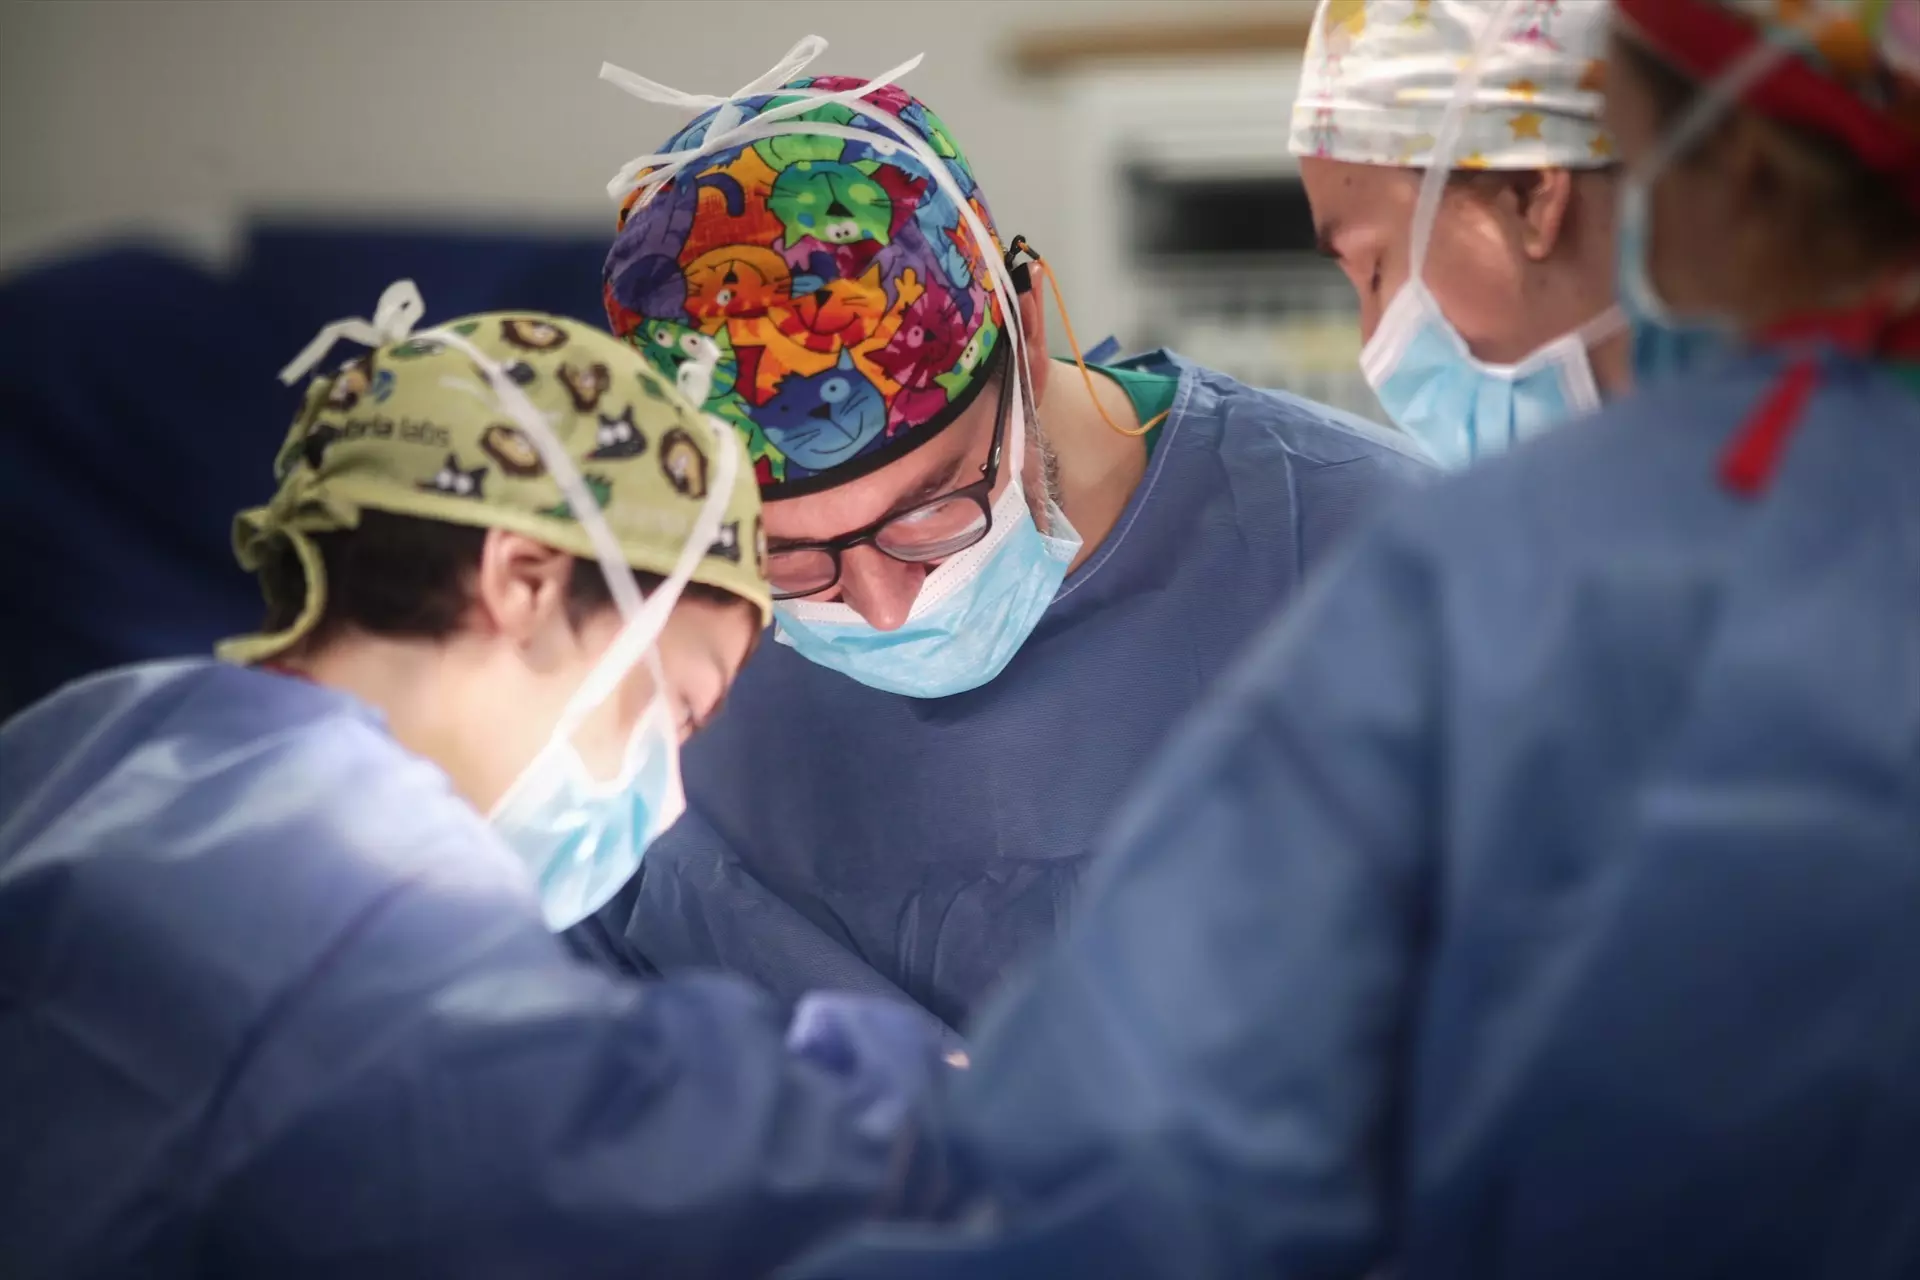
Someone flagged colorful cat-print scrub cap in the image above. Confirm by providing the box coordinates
[603,68,1008,498]
[219,285,769,665]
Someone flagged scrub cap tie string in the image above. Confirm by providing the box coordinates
[599,33,825,133]
[599,35,925,206]
[1409,0,1522,284]
[420,323,720,626]
[227,282,730,665]
[1405,0,1628,355]
[229,277,429,663]
[597,33,1031,411]
[276,279,425,386]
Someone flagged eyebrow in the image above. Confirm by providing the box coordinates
[893,446,972,511]
[764,435,977,552]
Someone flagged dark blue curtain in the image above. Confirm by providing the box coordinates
[0,222,611,716]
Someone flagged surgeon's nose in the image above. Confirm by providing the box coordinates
[835,545,926,632]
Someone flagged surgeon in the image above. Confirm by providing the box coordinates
[1297,0,1628,469]
[792,1,1920,1275]
[0,287,953,1278]
[578,38,1436,1034]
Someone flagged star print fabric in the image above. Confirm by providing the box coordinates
[1289,0,1616,170]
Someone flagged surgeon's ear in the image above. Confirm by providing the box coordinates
[472,529,578,666]
[1016,283,1050,405]
[1512,167,1576,263]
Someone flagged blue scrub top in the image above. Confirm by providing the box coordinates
[0,660,944,1278]
[578,353,1436,1031]
[792,349,1920,1278]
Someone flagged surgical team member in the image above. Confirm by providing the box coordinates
[0,292,948,1278]
[1297,0,1628,468]
[578,40,1436,1033]
[795,1,1920,1275]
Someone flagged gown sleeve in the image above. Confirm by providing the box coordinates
[189,868,954,1280]
[790,522,1445,1280]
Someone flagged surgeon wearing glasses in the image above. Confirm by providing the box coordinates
[580,53,1436,1039]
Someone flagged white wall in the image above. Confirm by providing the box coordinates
[0,0,1275,297]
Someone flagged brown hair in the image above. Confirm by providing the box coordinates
[1615,34,1920,254]
[256,509,750,648]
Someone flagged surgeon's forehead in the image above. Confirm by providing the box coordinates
[1309,162,1413,240]
[1313,164,1405,226]
[761,395,994,544]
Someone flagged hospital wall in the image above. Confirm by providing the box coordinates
[1,0,1320,716]
[0,0,1277,344]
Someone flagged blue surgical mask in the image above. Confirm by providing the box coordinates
[772,385,1081,698]
[1356,18,1621,472]
[773,478,1080,699]
[490,685,686,931]
[443,323,738,931]
[1613,168,1736,392]
[1613,37,1792,388]
[1362,277,1615,471]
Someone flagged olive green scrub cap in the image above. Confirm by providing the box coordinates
[219,281,771,665]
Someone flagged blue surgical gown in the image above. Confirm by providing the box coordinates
[792,348,1920,1278]
[581,353,1436,1031]
[0,660,945,1279]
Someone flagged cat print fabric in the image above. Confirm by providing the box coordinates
[603,77,1008,497]
[221,311,772,666]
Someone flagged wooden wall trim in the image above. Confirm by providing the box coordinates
[1009,16,1313,77]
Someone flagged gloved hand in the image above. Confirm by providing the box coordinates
[786,992,962,1141]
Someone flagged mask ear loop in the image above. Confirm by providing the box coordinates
[1629,30,1870,499]
[507,417,741,784]
[422,325,737,751]
[425,326,652,623]
[1619,32,1793,328]
[1407,0,1629,368]
[1005,235,1167,440]
[1408,0,1524,286]
[1636,33,1793,179]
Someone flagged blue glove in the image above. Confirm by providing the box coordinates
[787,992,959,1142]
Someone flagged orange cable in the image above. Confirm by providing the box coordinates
[1012,238,1169,439]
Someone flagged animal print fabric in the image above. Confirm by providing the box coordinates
[604,78,1008,496]
[220,312,770,664]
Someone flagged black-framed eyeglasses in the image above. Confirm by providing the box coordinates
[765,337,1016,601]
